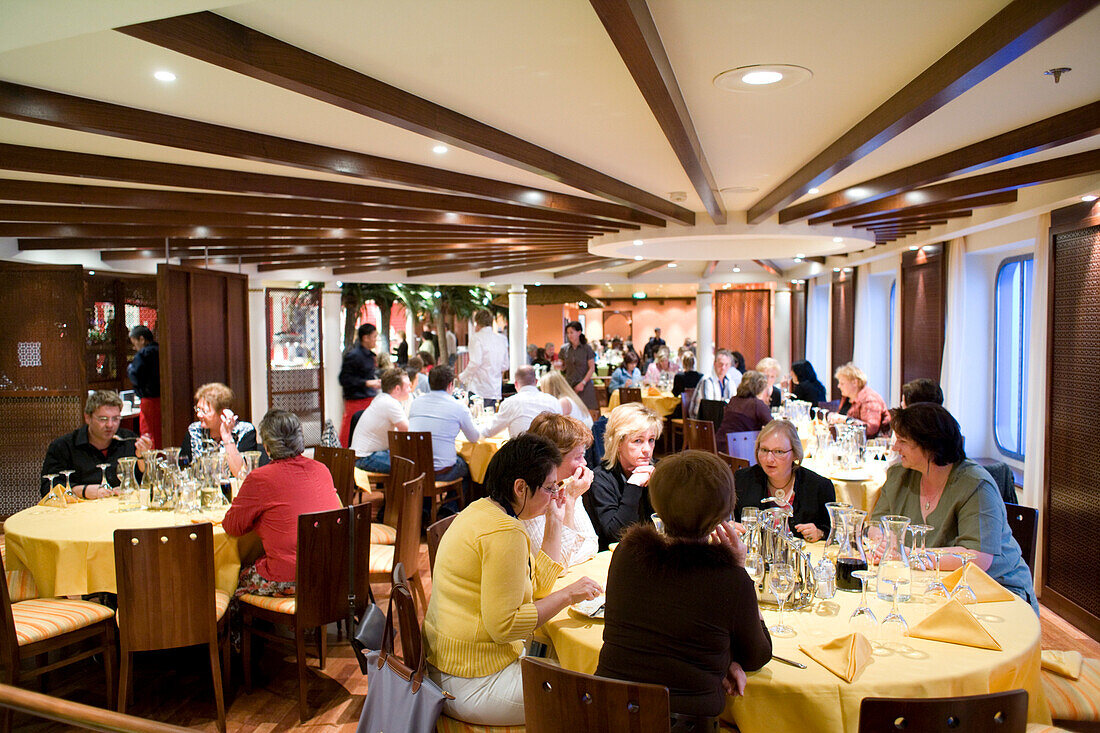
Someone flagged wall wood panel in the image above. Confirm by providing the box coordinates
[830,273,856,399]
[715,289,771,370]
[900,245,947,389]
[790,283,807,365]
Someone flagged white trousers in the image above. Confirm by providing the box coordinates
[429,659,525,726]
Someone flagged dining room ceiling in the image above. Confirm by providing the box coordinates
[0,0,1097,284]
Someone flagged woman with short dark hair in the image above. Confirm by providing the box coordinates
[607,351,643,395]
[870,404,1037,613]
[597,451,772,728]
[561,320,598,410]
[789,359,827,405]
[424,434,602,726]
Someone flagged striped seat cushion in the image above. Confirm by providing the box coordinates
[1042,657,1100,722]
[368,544,395,574]
[372,524,398,545]
[12,599,114,646]
[1026,725,1077,732]
[214,589,230,621]
[436,715,525,733]
[7,570,38,602]
[239,593,297,615]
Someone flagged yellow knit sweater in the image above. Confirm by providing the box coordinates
[424,498,563,677]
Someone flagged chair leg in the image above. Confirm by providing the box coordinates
[318,624,327,670]
[208,638,226,733]
[102,623,116,711]
[242,609,253,694]
[220,625,231,695]
[1,665,16,733]
[117,650,132,715]
[295,625,309,722]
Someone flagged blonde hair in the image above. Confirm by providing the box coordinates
[754,419,804,464]
[834,362,868,391]
[755,357,782,379]
[194,382,234,413]
[603,402,662,469]
[539,371,587,417]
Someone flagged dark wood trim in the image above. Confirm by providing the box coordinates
[588,0,723,224]
[899,243,948,388]
[748,0,1097,223]
[3,223,590,240]
[805,150,1100,225]
[150,242,581,263]
[480,255,602,278]
[554,258,633,277]
[0,82,662,226]
[627,259,673,278]
[118,12,693,226]
[753,259,784,277]
[853,213,971,229]
[829,270,856,399]
[823,191,1018,227]
[255,245,587,272]
[780,101,1100,223]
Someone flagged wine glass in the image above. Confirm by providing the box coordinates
[924,548,951,600]
[848,570,877,631]
[744,551,764,590]
[59,469,77,502]
[96,463,113,495]
[41,473,64,508]
[951,550,978,604]
[769,563,796,638]
[880,578,910,641]
[907,524,933,596]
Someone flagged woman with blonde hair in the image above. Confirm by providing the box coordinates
[755,357,783,408]
[539,371,594,428]
[643,347,680,385]
[733,420,835,542]
[180,382,263,475]
[833,362,890,437]
[587,402,662,549]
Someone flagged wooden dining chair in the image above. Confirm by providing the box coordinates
[426,514,458,575]
[389,431,465,525]
[667,387,693,452]
[619,387,643,405]
[719,452,750,476]
[1004,503,1038,576]
[113,523,228,733]
[726,430,760,466]
[858,689,1029,733]
[352,455,417,547]
[0,555,116,732]
[683,418,718,454]
[240,506,351,722]
[697,398,726,432]
[521,657,671,733]
[312,445,357,507]
[368,462,429,611]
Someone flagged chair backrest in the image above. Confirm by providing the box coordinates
[719,452,750,476]
[394,472,427,576]
[1004,503,1038,576]
[727,430,760,465]
[385,454,416,508]
[113,523,217,652]
[858,689,1028,733]
[296,507,351,628]
[350,503,373,618]
[313,445,357,506]
[348,409,367,444]
[389,563,422,670]
[426,514,457,574]
[818,399,841,413]
[619,387,642,405]
[521,657,670,733]
[389,431,437,482]
[981,460,1018,504]
[697,398,726,431]
[679,388,694,417]
[683,418,717,454]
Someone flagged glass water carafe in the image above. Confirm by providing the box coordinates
[835,508,868,591]
[876,515,912,602]
[117,456,140,511]
[822,501,852,562]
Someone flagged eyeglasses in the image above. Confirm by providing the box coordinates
[537,480,564,496]
[758,448,793,457]
[92,415,122,425]
[194,405,214,417]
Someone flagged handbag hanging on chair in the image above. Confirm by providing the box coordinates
[348,506,386,673]
[355,564,451,733]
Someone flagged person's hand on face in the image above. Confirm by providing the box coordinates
[568,464,594,499]
[626,463,655,486]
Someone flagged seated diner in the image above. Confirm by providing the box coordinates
[588,402,662,550]
[180,382,263,476]
[717,370,773,446]
[833,362,890,438]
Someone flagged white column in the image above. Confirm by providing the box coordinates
[247,285,268,417]
[406,308,418,354]
[322,287,344,430]
[696,284,714,373]
[508,283,527,376]
[773,287,791,369]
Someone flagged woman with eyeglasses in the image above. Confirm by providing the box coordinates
[424,433,602,726]
[733,420,835,542]
[179,382,264,476]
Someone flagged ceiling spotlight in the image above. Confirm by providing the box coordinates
[732,266,741,273]
[1083,194,1099,202]
[487,281,495,286]
[1044,67,1071,83]
[843,267,852,273]
[335,281,343,288]
[634,255,644,261]
[153,70,176,82]
[633,239,644,246]
[667,263,677,268]
[743,70,783,85]
[433,290,442,298]
[604,282,611,286]
[432,144,448,154]
[833,267,841,272]
[796,253,806,258]
[88,270,96,276]
[633,291,646,299]
[793,258,803,263]
[713,64,812,93]
[833,237,843,243]
[807,188,819,195]
[909,245,919,251]
[534,282,541,286]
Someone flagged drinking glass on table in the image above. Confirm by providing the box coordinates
[924,548,951,601]
[59,469,77,502]
[879,578,910,641]
[951,549,978,604]
[768,563,796,638]
[744,551,764,591]
[848,570,877,631]
[41,474,65,508]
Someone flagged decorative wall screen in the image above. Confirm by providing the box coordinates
[84,274,157,392]
[266,288,324,447]
[830,273,856,400]
[900,245,947,387]
[789,283,807,365]
[714,289,771,370]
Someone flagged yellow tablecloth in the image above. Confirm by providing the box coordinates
[607,389,680,418]
[801,456,887,513]
[543,549,1050,732]
[457,433,508,483]
[3,497,260,597]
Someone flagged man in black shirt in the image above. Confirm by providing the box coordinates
[338,323,382,447]
[41,390,153,499]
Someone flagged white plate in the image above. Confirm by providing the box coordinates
[569,596,605,619]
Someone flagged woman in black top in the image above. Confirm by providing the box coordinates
[790,359,827,406]
[561,321,598,410]
[671,353,702,397]
[733,420,835,541]
[587,402,662,550]
[597,451,771,725]
[127,325,161,448]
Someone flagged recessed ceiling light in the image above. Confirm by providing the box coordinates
[604,282,611,286]
[713,64,812,93]
[843,267,852,273]
[793,257,803,263]
[847,187,869,200]
[807,188,820,195]
[633,239,644,246]
[432,144,448,154]
[336,281,343,288]
[667,263,677,268]
[633,291,646,299]
[723,283,731,289]
[534,282,541,286]
[88,270,95,276]
[153,70,176,82]
[833,267,841,272]
[733,266,741,273]
[487,281,495,286]
[909,245,919,251]
[1083,194,1099,202]
[796,253,806,258]
[634,255,644,261]
[832,237,843,243]
[433,290,442,298]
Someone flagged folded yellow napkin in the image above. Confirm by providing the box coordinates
[941,563,1016,603]
[906,598,1002,650]
[1041,650,1083,680]
[798,632,873,683]
[645,386,662,397]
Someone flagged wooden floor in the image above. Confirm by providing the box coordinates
[10,543,1100,732]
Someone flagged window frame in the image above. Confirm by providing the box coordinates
[992,254,1033,461]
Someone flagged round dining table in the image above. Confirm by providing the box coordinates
[457,431,509,484]
[3,497,260,597]
[542,548,1050,732]
[800,456,887,513]
[606,388,681,418]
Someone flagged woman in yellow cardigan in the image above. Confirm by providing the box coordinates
[424,433,603,725]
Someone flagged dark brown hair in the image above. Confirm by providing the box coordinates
[648,450,734,540]
[889,403,965,466]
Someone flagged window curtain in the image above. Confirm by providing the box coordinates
[1022,212,1051,588]
[939,238,968,426]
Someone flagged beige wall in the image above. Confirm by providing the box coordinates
[526,303,566,352]
[596,299,697,350]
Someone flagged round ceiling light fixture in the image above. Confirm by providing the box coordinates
[153,70,176,82]
[1082,194,1098,202]
[713,64,812,93]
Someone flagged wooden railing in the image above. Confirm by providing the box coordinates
[0,683,192,732]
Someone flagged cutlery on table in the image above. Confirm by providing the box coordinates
[771,654,806,669]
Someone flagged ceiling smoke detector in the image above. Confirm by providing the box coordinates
[669,191,688,203]
[1044,67,1071,83]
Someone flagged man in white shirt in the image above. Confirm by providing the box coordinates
[350,367,413,472]
[689,348,742,418]
[444,324,458,366]
[408,365,481,485]
[482,365,561,438]
[459,309,508,408]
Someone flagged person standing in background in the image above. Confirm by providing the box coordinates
[445,323,458,366]
[127,325,161,448]
[460,309,509,408]
[561,320,598,412]
[338,323,381,448]
[395,330,409,367]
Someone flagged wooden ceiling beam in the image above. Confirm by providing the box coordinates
[822,190,1017,226]
[779,100,1100,223]
[753,259,785,277]
[588,0,723,224]
[240,245,586,269]
[0,144,643,228]
[554,258,633,277]
[5,222,588,241]
[0,82,663,227]
[846,210,970,228]
[628,259,672,278]
[806,149,1100,224]
[480,255,603,278]
[863,218,952,230]
[747,0,1097,223]
[702,260,719,277]
[0,179,615,233]
[101,242,584,262]
[17,237,584,252]
[119,12,693,226]
[407,252,593,277]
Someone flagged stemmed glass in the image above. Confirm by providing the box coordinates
[744,551,764,591]
[41,473,65,508]
[880,578,910,641]
[951,550,978,604]
[907,524,933,595]
[96,463,113,496]
[59,469,77,503]
[769,563,796,638]
[848,569,877,631]
[924,548,951,600]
